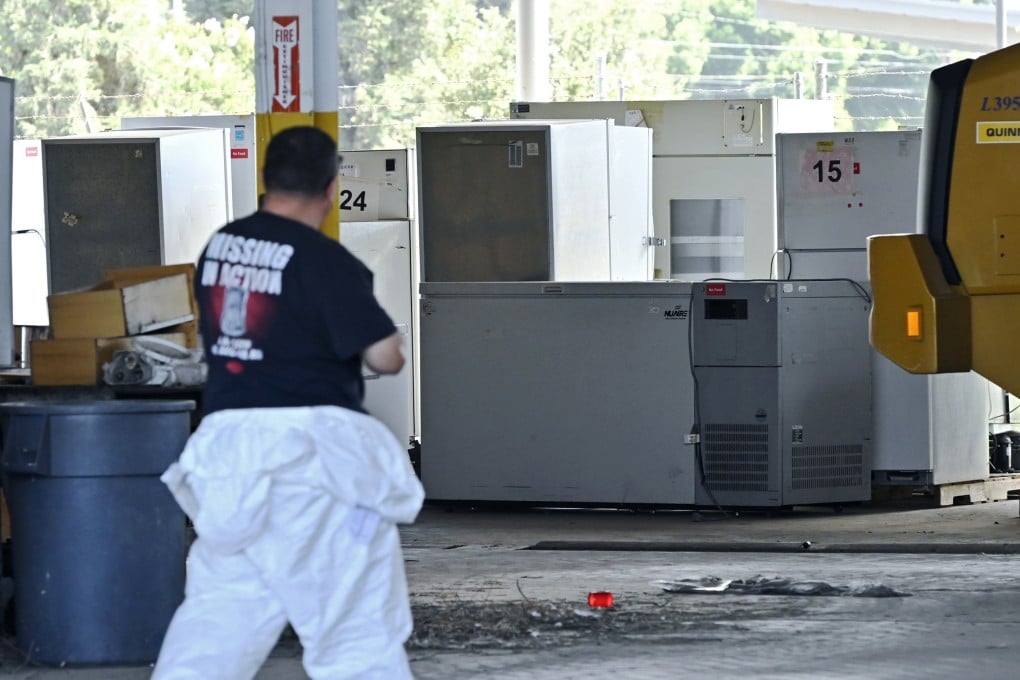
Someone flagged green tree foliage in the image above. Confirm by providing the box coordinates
[114,12,255,122]
[0,0,253,138]
[658,0,944,130]
[546,1,673,100]
[340,0,958,147]
[339,0,515,149]
[0,0,968,143]
[184,0,251,23]
[0,0,121,137]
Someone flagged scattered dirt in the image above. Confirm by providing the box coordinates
[408,597,755,651]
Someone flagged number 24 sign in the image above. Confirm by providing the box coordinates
[338,177,380,221]
[799,147,856,195]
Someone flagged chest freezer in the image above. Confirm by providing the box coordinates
[419,281,696,506]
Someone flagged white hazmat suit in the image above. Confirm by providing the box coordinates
[151,405,425,680]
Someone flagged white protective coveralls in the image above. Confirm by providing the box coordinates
[151,405,425,680]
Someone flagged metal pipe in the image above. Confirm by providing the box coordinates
[595,54,607,100]
[516,0,550,101]
[814,59,828,100]
[997,0,1007,49]
[313,0,339,114]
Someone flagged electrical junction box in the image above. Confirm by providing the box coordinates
[511,99,835,280]
[690,280,872,507]
[416,119,654,282]
[43,128,232,295]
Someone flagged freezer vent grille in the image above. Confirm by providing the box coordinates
[791,445,864,489]
[702,424,769,491]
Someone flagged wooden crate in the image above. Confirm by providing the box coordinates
[47,274,193,339]
[31,332,187,386]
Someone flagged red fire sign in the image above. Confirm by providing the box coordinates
[271,16,300,112]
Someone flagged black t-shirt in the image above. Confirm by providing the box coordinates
[196,211,396,416]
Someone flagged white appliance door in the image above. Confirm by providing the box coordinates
[341,220,414,446]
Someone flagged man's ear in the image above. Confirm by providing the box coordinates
[325,175,339,203]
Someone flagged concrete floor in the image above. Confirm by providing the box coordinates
[2,497,1020,679]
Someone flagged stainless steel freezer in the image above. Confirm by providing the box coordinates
[511,98,836,279]
[416,119,654,282]
[43,129,232,294]
[419,281,697,506]
[776,130,990,486]
[690,280,873,507]
[122,114,257,219]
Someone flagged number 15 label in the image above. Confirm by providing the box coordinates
[799,148,855,195]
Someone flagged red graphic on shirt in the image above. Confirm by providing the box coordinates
[207,287,278,341]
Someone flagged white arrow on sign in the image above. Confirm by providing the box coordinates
[272,17,299,111]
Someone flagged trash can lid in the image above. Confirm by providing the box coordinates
[0,399,196,415]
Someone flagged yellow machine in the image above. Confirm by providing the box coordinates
[869,41,1020,395]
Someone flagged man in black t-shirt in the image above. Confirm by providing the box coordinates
[153,127,423,680]
[198,129,403,414]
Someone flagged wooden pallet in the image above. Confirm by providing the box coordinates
[872,474,1020,507]
[935,475,1020,506]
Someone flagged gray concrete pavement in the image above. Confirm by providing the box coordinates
[2,499,1020,678]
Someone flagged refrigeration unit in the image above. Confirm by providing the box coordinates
[776,130,989,486]
[419,282,697,506]
[339,148,415,221]
[690,280,872,507]
[510,98,835,280]
[0,77,13,367]
[338,149,418,449]
[43,129,232,294]
[416,119,654,282]
[121,114,257,218]
[11,139,48,328]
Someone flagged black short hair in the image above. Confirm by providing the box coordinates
[262,126,338,197]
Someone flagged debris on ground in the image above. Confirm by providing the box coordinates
[656,576,910,597]
[408,599,739,651]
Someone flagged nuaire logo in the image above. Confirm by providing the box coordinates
[664,305,688,319]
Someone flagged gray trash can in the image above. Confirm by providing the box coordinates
[0,399,195,666]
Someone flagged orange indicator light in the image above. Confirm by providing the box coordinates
[906,308,922,338]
